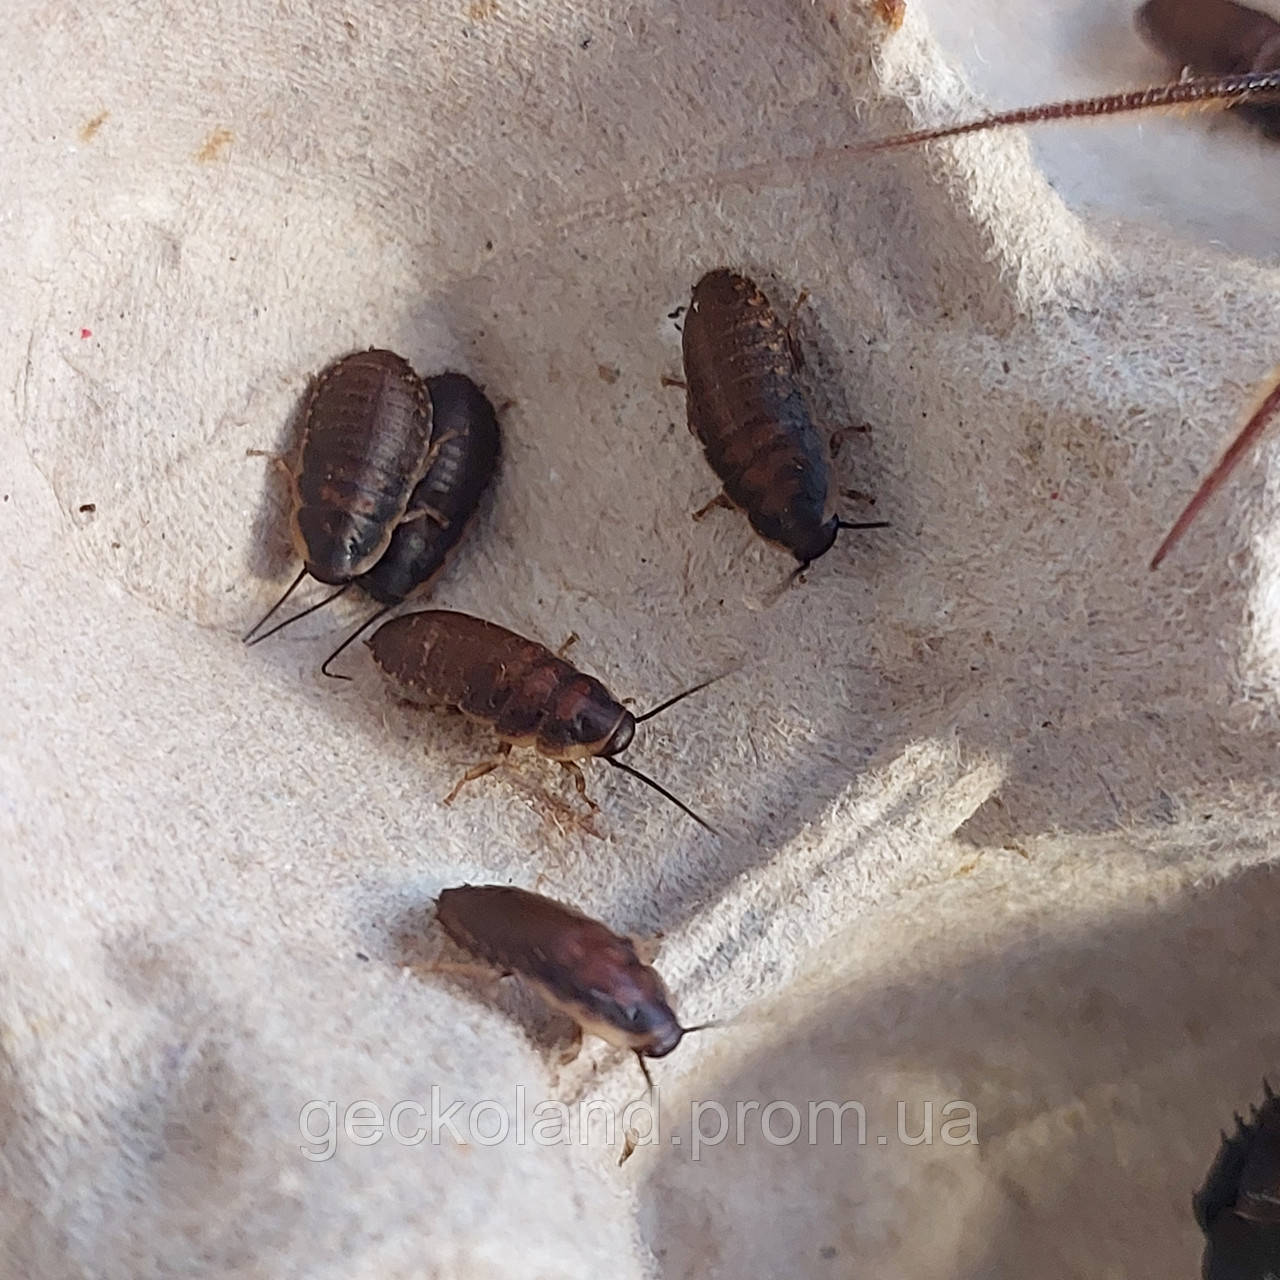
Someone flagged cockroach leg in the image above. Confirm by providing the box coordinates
[629,933,663,966]
[692,492,736,522]
[559,760,600,811]
[245,447,293,480]
[401,503,451,529]
[442,743,513,806]
[619,1128,640,1166]
[830,425,872,457]
[556,631,579,658]
[783,288,811,371]
[423,959,510,983]
[661,374,688,389]
[554,1023,585,1067]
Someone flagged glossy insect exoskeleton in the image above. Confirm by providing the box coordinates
[315,372,502,676]
[243,348,434,642]
[680,268,888,569]
[365,610,716,830]
[1194,1081,1280,1280]
[358,372,500,604]
[435,884,709,1084]
[1137,0,1280,137]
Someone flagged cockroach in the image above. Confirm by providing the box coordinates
[315,371,501,677]
[680,268,889,571]
[243,348,434,643]
[835,70,1280,567]
[365,609,718,831]
[434,883,713,1087]
[1137,0,1280,138]
[1194,1080,1280,1279]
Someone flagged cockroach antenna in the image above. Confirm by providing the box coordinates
[242,567,307,643]
[1151,366,1280,568]
[604,757,717,833]
[841,70,1280,158]
[318,603,398,680]
[243,583,351,648]
[633,674,725,723]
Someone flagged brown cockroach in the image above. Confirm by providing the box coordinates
[1137,0,1280,138]
[365,610,718,831]
[680,268,889,571]
[243,348,434,643]
[836,69,1280,568]
[434,883,712,1087]
[312,372,502,677]
[1194,1080,1280,1279]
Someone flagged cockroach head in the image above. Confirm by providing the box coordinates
[792,516,842,568]
[600,965,685,1058]
[598,709,636,757]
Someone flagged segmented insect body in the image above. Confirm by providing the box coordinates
[371,610,632,758]
[435,884,690,1063]
[243,348,436,644]
[357,372,501,605]
[681,269,886,567]
[1137,0,1280,136]
[1195,1081,1280,1279]
[293,349,435,584]
[366,610,714,829]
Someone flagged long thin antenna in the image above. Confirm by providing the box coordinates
[242,566,306,643]
[244,583,351,648]
[836,519,891,532]
[843,70,1280,157]
[1151,369,1280,569]
[634,1051,654,1096]
[605,757,716,833]
[635,675,724,724]
[319,602,396,680]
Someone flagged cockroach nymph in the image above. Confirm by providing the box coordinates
[1195,1080,1280,1280]
[434,884,714,1087]
[243,348,434,645]
[365,609,718,831]
[680,268,888,571]
[315,371,502,677]
[1137,0,1280,138]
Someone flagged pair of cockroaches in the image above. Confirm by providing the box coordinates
[245,0,1280,1100]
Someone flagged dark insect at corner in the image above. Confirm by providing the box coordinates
[365,609,719,832]
[243,348,434,645]
[1195,1080,1280,1280]
[1137,0,1280,138]
[434,883,714,1088]
[679,268,889,572]
[317,371,502,677]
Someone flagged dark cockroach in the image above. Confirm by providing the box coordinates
[365,610,718,831]
[1137,0,1280,138]
[243,348,434,643]
[434,884,712,1086]
[680,268,889,570]
[1194,1080,1280,1279]
[314,371,501,677]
